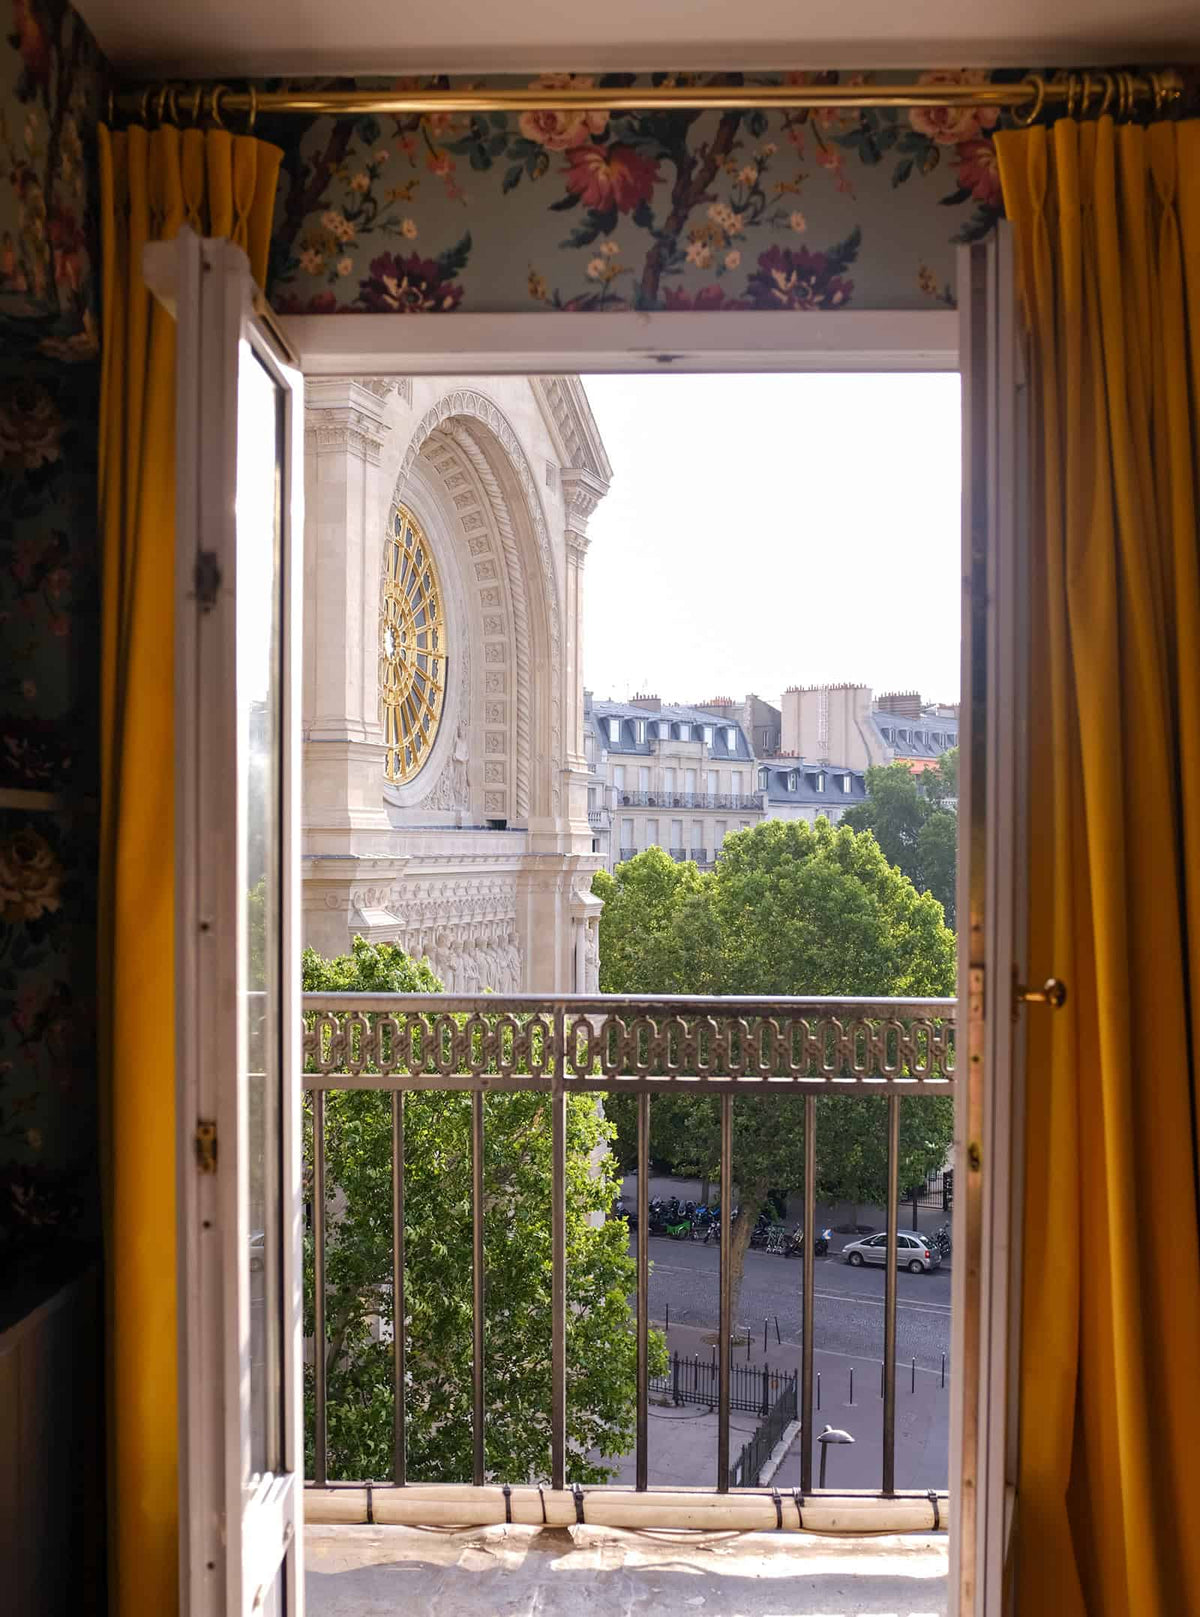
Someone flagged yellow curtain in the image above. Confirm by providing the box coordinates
[98,123,282,1617]
[995,117,1200,1615]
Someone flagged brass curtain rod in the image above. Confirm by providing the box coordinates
[113,68,1183,130]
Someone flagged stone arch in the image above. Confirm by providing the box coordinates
[391,390,563,824]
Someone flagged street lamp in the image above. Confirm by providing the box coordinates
[816,1424,854,1488]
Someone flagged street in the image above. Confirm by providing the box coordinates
[639,1230,953,1372]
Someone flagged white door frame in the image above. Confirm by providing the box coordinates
[279,300,1012,1617]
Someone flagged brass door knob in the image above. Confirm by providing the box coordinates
[1014,977,1067,1010]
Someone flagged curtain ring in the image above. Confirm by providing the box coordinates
[155,85,169,128]
[1079,72,1094,119]
[187,85,203,126]
[1097,72,1115,118]
[210,84,229,128]
[139,86,153,127]
[1149,70,1166,116]
[245,84,258,135]
[1117,71,1132,122]
[1012,74,1046,129]
[165,85,181,128]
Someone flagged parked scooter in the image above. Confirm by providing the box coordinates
[932,1222,952,1258]
[785,1225,832,1258]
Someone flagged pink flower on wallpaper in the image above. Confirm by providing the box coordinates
[909,71,1000,146]
[954,139,1003,207]
[519,75,609,150]
[563,144,660,214]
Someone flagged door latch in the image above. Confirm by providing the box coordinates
[195,1119,218,1174]
[194,549,221,611]
[1014,976,1067,1012]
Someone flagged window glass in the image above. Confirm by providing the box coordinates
[646,819,659,845]
[614,765,625,789]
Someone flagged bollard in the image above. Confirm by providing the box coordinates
[775,1315,782,1345]
[911,1357,916,1394]
[941,1353,946,1389]
[666,1301,669,1333]
[764,1317,768,1354]
[746,1329,751,1363]
[850,1366,854,1406]
[672,1351,680,1407]
[880,1361,884,1398]
[817,1371,821,1411]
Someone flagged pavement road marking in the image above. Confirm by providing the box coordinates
[650,1264,953,1316]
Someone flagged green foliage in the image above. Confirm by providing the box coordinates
[303,937,664,1483]
[840,751,958,925]
[595,823,955,1308]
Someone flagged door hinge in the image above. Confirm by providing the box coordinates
[194,549,221,611]
[195,1119,218,1174]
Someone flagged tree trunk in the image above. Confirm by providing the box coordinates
[700,1177,710,1207]
[724,1187,767,1341]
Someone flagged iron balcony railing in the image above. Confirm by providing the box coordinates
[618,847,636,863]
[617,791,762,811]
[302,992,955,1513]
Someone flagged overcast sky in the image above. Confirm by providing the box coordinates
[580,372,962,709]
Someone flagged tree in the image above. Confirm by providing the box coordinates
[840,749,959,925]
[592,846,720,994]
[303,936,664,1483]
[596,821,955,1324]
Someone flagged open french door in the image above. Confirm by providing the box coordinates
[951,222,1030,1617]
[148,227,305,1617]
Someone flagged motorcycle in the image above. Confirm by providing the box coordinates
[785,1225,832,1258]
[932,1222,952,1258]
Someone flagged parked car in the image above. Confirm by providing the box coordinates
[841,1230,941,1273]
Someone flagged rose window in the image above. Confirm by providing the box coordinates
[380,504,446,784]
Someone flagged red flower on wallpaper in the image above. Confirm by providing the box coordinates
[356,251,465,313]
[954,139,1002,208]
[563,144,660,215]
[663,284,748,312]
[744,244,854,311]
[275,290,339,315]
[10,0,52,89]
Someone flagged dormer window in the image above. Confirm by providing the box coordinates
[703,725,714,746]
[840,774,852,793]
[658,720,670,740]
[758,767,769,791]
[788,771,798,791]
[816,773,825,793]
[678,722,690,741]
[608,718,621,745]
[634,719,647,743]
[725,726,737,750]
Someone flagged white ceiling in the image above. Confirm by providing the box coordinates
[73,0,1200,79]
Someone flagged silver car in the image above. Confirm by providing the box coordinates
[842,1230,941,1273]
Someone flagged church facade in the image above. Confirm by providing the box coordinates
[301,375,610,993]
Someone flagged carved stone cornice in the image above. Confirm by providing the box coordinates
[305,377,391,464]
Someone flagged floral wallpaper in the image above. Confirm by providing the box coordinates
[266,69,1019,316]
[0,0,105,1265]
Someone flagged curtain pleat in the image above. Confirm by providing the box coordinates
[996,116,1200,1616]
[98,123,282,1617]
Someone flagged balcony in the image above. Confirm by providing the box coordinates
[618,846,636,863]
[587,809,604,826]
[301,992,955,1558]
[618,791,762,811]
[669,847,687,861]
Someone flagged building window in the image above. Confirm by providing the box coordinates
[732,769,743,794]
[608,717,621,744]
[671,818,683,848]
[684,768,697,796]
[691,820,704,849]
[715,819,727,846]
[646,818,659,847]
[706,769,719,795]
[678,722,690,741]
[788,771,798,791]
[841,773,852,792]
[613,765,625,790]
[381,503,447,786]
[725,726,737,750]
[703,724,714,746]
[634,718,647,743]
[658,720,670,740]
[621,817,634,847]
[588,787,598,812]
[638,765,651,792]
[758,767,768,791]
[816,773,825,792]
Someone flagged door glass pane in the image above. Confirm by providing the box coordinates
[238,344,285,1479]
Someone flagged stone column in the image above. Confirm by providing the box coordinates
[559,467,608,843]
[302,378,394,856]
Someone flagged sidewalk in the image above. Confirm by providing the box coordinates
[601,1321,950,1492]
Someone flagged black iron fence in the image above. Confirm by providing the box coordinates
[733,1371,799,1487]
[652,1352,793,1416]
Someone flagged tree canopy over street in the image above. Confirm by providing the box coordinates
[593,821,956,1323]
[303,937,662,1483]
